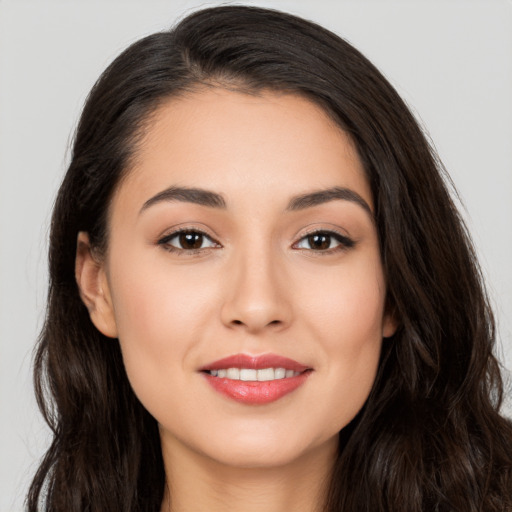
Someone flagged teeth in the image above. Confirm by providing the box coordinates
[275,368,286,379]
[226,368,240,379]
[257,368,274,381]
[208,367,301,381]
[240,368,257,381]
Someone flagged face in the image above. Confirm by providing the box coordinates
[78,88,396,470]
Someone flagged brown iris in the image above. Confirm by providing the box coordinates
[306,233,333,250]
[179,232,204,249]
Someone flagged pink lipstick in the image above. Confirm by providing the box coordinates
[199,353,312,405]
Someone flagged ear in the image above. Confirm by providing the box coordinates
[382,300,399,339]
[382,315,398,339]
[75,232,118,338]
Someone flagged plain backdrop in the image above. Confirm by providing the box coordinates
[0,1,511,510]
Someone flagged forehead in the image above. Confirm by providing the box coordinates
[115,88,371,213]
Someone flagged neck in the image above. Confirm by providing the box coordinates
[159,435,337,512]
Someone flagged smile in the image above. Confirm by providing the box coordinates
[200,354,312,405]
[206,368,301,381]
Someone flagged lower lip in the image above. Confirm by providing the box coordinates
[203,372,311,404]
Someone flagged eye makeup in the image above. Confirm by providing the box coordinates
[157,226,355,257]
[157,228,221,255]
[292,229,355,255]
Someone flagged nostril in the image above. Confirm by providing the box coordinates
[230,319,281,328]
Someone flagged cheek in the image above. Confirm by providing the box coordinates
[299,252,387,344]
[111,249,216,334]
[106,254,219,401]
[297,258,386,423]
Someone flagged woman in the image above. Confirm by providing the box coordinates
[27,5,512,511]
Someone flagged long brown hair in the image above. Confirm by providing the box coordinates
[27,5,512,511]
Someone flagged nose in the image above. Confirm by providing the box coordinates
[220,247,292,334]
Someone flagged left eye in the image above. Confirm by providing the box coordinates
[294,231,353,251]
[159,230,218,251]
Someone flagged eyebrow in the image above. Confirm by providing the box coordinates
[139,185,373,218]
[140,186,227,213]
[286,186,373,218]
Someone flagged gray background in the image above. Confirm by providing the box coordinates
[1,1,511,510]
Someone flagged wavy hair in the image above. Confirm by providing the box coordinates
[27,5,512,511]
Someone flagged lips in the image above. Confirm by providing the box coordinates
[199,353,312,405]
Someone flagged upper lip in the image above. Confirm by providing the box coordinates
[199,353,311,372]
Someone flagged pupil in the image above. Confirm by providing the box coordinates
[179,232,203,249]
[309,233,330,250]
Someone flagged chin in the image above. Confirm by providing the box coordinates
[188,423,340,470]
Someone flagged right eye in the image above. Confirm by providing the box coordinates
[158,229,220,253]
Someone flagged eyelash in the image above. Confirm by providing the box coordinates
[157,228,355,255]
[292,229,355,255]
[157,228,221,255]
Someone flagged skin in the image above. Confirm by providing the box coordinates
[76,88,396,512]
